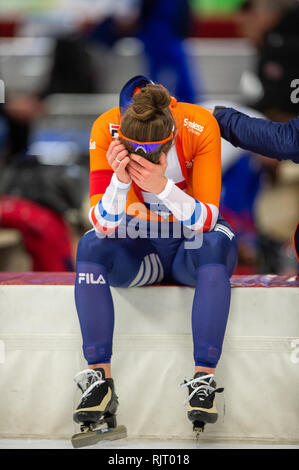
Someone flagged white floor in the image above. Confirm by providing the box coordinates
[0,439,298,450]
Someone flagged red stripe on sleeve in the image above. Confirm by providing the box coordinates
[203,203,213,232]
[90,205,117,235]
[90,206,98,227]
[90,170,113,198]
[176,180,187,191]
[132,181,144,202]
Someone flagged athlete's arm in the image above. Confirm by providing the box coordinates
[157,112,221,233]
[89,172,131,234]
[156,180,218,232]
[188,112,222,231]
[214,107,299,164]
[128,113,221,232]
[89,113,131,234]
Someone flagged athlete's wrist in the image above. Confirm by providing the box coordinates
[152,176,168,195]
[155,178,175,199]
[112,173,132,188]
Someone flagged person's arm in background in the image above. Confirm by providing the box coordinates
[213,107,299,164]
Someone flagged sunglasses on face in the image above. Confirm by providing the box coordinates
[118,128,174,155]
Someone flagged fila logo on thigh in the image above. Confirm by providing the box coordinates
[78,273,106,284]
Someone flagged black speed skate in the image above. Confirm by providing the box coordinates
[71,368,127,448]
[181,372,224,438]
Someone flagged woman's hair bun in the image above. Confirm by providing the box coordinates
[130,84,171,121]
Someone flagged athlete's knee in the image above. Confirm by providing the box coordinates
[77,232,95,263]
[207,230,231,251]
[197,230,233,265]
[76,233,89,261]
[76,231,112,266]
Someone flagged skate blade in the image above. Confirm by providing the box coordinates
[194,426,204,439]
[193,421,205,440]
[71,425,127,449]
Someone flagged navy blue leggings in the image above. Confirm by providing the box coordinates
[75,218,238,368]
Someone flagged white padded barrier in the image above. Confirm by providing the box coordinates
[0,273,298,444]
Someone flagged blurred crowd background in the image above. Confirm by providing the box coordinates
[0,0,298,275]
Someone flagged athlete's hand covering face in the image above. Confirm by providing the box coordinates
[106,139,131,184]
[127,153,168,194]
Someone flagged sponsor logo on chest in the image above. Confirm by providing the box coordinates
[184,118,205,136]
[109,123,120,138]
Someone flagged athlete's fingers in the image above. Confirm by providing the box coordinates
[108,148,128,166]
[110,145,128,160]
[118,156,130,169]
[111,156,130,173]
[110,143,127,158]
[106,138,121,157]
[130,175,141,187]
[107,139,127,161]
[127,163,151,182]
[111,160,127,173]
[127,166,142,182]
[130,174,143,188]
[130,153,155,169]
[127,160,146,176]
[111,160,118,172]
[107,149,129,168]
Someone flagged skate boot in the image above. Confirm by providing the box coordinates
[181,372,224,438]
[71,368,127,448]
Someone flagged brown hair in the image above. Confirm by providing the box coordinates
[120,84,176,163]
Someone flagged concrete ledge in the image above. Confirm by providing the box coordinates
[0,274,298,443]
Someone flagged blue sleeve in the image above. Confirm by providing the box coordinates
[215,108,299,164]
